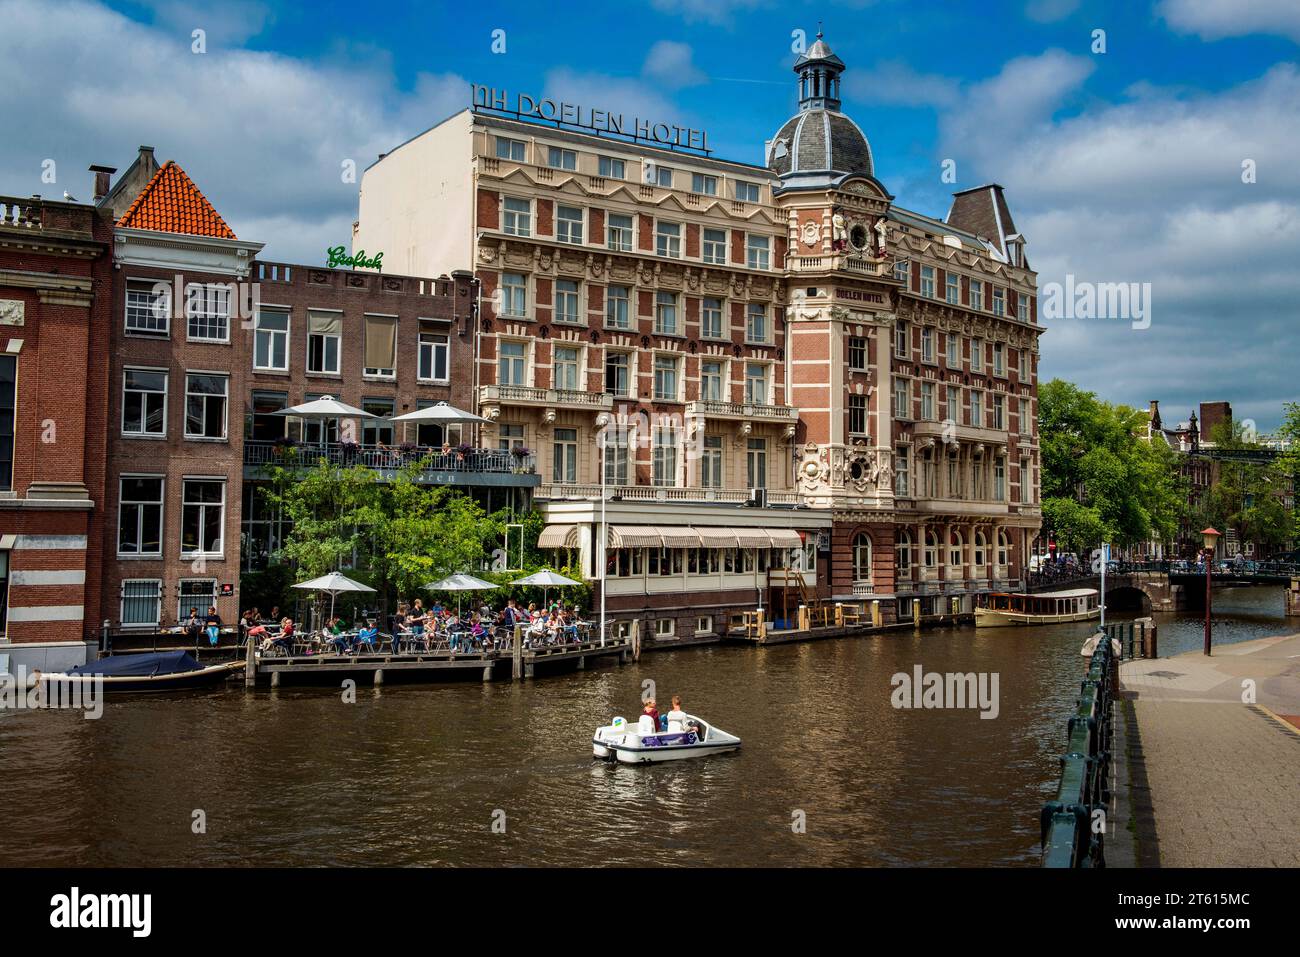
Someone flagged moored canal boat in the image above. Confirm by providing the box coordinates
[31,650,242,693]
[975,588,1101,628]
[593,713,741,763]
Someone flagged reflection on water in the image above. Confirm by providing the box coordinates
[0,586,1290,867]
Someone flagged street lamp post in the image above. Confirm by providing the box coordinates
[1201,527,1221,656]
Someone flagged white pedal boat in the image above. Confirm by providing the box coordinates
[592,713,741,764]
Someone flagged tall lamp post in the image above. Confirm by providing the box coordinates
[1201,526,1221,656]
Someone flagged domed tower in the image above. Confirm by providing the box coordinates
[766,31,878,192]
[771,32,900,579]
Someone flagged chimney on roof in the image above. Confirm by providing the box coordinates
[1148,400,1161,431]
[89,164,116,203]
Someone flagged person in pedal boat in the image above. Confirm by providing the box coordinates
[641,697,660,731]
[665,695,697,736]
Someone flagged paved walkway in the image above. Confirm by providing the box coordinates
[1120,632,1300,867]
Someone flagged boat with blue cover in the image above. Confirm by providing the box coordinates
[33,650,241,693]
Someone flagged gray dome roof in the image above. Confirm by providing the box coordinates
[766,109,874,179]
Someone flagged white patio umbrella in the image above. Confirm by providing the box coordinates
[424,572,497,616]
[273,395,376,420]
[389,401,489,424]
[511,570,581,609]
[389,401,488,448]
[273,395,376,449]
[292,571,375,622]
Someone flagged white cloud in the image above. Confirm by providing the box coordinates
[0,0,467,265]
[843,59,960,108]
[926,57,1300,429]
[1158,0,1300,44]
[642,40,706,89]
[1025,0,1080,23]
[649,0,771,26]
[135,0,274,45]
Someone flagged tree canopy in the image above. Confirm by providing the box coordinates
[1038,379,1184,552]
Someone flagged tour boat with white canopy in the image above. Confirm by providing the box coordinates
[592,712,741,763]
[975,588,1101,627]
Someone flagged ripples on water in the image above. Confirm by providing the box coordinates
[0,588,1288,867]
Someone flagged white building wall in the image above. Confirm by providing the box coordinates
[353,109,476,277]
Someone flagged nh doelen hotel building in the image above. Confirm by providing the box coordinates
[353,33,1042,635]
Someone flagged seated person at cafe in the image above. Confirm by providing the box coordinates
[355,621,380,649]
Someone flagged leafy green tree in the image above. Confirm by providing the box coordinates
[1195,420,1295,553]
[1039,379,1186,553]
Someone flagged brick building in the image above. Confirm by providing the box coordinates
[0,191,114,669]
[352,31,1038,634]
[100,158,264,633]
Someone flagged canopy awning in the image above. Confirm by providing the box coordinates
[696,527,739,548]
[537,525,580,549]
[660,527,703,548]
[766,529,805,549]
[729,527,773,549]
[609,525,663,548]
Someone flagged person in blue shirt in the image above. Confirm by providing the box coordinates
[355,621,379,651]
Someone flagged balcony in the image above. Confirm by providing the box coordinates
[537,484,801,506]
[479,384,614,412]
[685,399,798,423]
[788,254,895,278]
[911,419,1008,447]
[243,440,540,488]
[851,581,876,597]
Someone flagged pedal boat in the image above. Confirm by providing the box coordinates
[592,713,741,764]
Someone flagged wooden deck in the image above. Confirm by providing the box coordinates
[245,637,635,686]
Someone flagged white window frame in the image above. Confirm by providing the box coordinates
[253,309,290,371]
[735,181,760,202]
[605,284,630,329]
[125,279,170,338]
[701,297,725,339]
[702,228,728,265]
[117,474,164,558]
[183,372,229,440]
[554,279,581,324]
[500,272,528,318]
[653,353,681,402]
[655,220,682,258]
[498,340,528,387]
[185,283,231,343]
[745,303,769,344]
[607,213,633,252]
[556,205,584,244]
[503,196,532,237]
[552,344,582,392]
[177,578,217,621]
[495,137,526,161]
[691,173,717,195]
[418,326,450,383]
[122,367,168,437]
[743,362,769,406]
[746,234,770,270]
[654,291,679,335]
[180,477,226,558]
[120,578,163,628]
[598,155,625,179]
[548,146,577,170]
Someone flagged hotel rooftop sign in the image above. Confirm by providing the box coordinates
[471,84,711,155]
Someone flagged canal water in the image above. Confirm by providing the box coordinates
[0,587,1288,867]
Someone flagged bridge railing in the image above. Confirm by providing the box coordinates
[1028,560,1300,589]
[1041,627,1119,867]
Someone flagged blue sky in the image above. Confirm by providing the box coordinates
[3,0,1297,429]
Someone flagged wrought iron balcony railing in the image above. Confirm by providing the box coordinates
[244,440,535,474]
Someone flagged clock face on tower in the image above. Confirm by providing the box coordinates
[0,299,24,326]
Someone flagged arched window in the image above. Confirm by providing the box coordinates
[997,530,1009,567]
[924,530,939,567]
[974,531,987,567]
[896,530,912,572]
[853,533,872,581]
[949,530,964,570]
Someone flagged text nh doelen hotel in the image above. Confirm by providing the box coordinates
[471,85,710,153]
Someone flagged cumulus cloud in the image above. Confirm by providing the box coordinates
[649,0,772,26]
[927,54,1300,430]
[1025,0,1080,23]
[1157,0,1300,44]
[642,40,706,89]
[0,0,466,264]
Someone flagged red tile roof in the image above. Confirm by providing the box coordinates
[116,160,237,239]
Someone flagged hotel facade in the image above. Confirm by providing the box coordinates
[353,34,1042,634]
